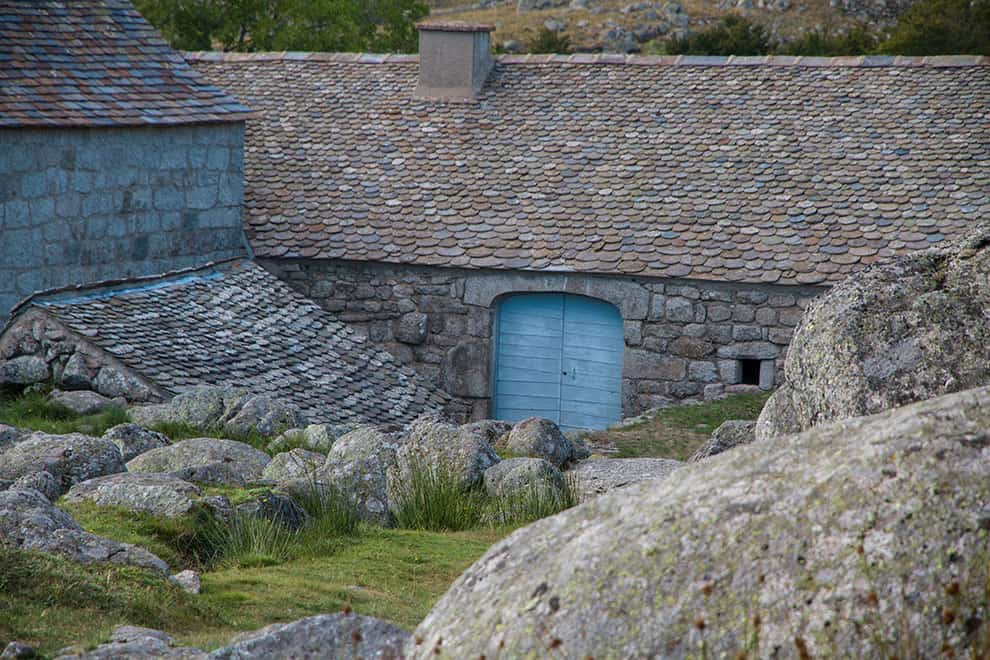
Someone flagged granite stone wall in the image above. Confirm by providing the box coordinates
[0,123,246,323]
[263,258,824,422]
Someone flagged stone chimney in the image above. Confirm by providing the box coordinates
[415,22,495,102]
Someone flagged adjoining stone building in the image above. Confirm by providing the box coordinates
[189,24,989,428]
[0,0,253,324]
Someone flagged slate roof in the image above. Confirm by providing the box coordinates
[0,0,252,127]
[22,260,445,425]
[191,53,990,286]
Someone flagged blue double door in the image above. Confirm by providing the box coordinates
[493,293,624,431]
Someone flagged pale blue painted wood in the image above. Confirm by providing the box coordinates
[493,293,623,431]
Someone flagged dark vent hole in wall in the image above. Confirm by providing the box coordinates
[740,359,761,386]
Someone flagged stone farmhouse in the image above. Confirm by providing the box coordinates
[1,5,987,429]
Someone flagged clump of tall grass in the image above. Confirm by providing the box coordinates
[293,481,362,556]
[194,510,297,569]
[0,389,128,436]
[391,458,579,532]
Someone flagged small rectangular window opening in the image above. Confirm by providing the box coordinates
[739,359,761,386]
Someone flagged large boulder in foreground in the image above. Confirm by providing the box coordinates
[757,223,990,441]
[0,489,168,574]
[394,418,499,492]
[315,426,399,526]
[411,386,990,658]
[126,437,270,485]
[64,473,203,518]
[130,385,305,439]
[0,432,125,496]
[210,613,410,659]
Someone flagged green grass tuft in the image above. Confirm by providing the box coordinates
[0,390,129,437]
[144,421,272,455]
[486,473,580,528]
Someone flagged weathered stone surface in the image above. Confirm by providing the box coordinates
[394,418,499,494]
[262,448,324,483]
[64,473,203,518]
[235,493,309,530]
[396,311,429,344]
[127,437,270,484]
[171,570,201,595]
[689,419,757,462]
[500,417,574,467]
[461,419,513,447]
[566,457,682,500]
[0,489,168,574]
[483,457,564,498]
[0,424,29,455]
[0,432,125,496]
[412,386,990,658]
[1,641,36,659]
[48,390,122,416]
[131,386,305,439]
[210,613,410,660]
[11,470,60,501]
[441,339,489,398]
[267,423,353,454]
[0,355,48,385]
[758,224,990,441]
[94,366,153,402]
[318,426,399,525]
[60,353,95,391]
[102,423,170,462]
[54,625,206,659]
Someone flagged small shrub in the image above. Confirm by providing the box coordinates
[391,459,486,532]
[879,0,990,55]
[294,482,362,556]
[667,16,773,55]
[486,473,580,528]
[780,26,878,56]
[527,27,572,54]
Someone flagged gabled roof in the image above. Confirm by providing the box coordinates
[14,260,444,425]
[191,53,989,286]
[0,0,252,128]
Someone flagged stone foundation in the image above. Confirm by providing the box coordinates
[262,259,824,421]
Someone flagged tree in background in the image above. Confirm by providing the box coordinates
[666,15,773,55]
[134,0,428,52]
[880,0,989,54]
[527,28,573,54]
[780,25,878,55]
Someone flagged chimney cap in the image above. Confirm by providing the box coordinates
[415,21,495,33]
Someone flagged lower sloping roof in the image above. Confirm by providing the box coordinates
[16,260,444,425]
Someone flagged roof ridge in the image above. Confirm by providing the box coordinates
[184,51,990,68]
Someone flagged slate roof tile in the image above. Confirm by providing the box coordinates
[190,54,989,286]
[0,0,252,127]
[26,260,445,425]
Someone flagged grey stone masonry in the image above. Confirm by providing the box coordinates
[262,259,824,420]
[0,123,246,323]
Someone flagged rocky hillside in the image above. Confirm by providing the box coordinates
[429,0,912,52]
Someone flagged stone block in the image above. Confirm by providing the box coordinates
[667,284,700,300]
[704,383,725,401]
[736,290,769,304]
[669,381,702,398]
[441,339,490,398]
[768,293,796,307]
[688,361,719,383]
[622,350,686,381]
[732,304,755,323]
[769,327,793,345]
[732,325,764,341]
[718,359,741,383]
[707,304,732,322]
[395,312,429,344]
[759,360,776,390]
[153,186,184,211]
[778,309,804,327]
[624,321,643,346]
[649,293,666,320]
[683,323,707,338]
[717,342,780,360]
[466,307,492,336]
[755,307,778,326]
[5,200,30,228]
[707,324,732,344]
[665,297,694,323]
[669,336,712,358]
[29,197,54,221]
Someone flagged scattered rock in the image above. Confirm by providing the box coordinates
[567,457,682,500]
[65,472,203,518]
[11,470,60,501]
[93,366,154,402]
[48,390,122,416]
[0,424,29,455]
[517,0,552,10]
[500,417,575,467]
[0,432,125,496]
[0,355,49,385]
[0,488,168,574]
[262,448,324,484]
[757,223,990,442]
[102,423,170,462]
[689,419,756,462]
[267,423,352,454]
[394,417,499,492]
[171,570,201,595]
[211,613,410,659]
[54,625,205,659]
[395,312,428,345]
[127,437,270,485]
[60,353,95,391]
[483,457,565,498]
[319,426,399,525]
[460,419,513,446]
[131,386,305,439]
[236,493,309,530]
[1,642,37,659]
[411,386,990,658]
